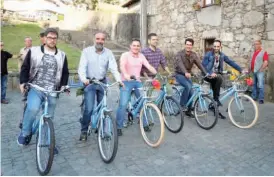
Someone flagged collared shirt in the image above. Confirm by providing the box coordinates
[141,47,167,76]
[19,47,31,61]
[120,51,151,81]
[78,46,121,82]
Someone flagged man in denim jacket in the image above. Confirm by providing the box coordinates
[202,40,242,110]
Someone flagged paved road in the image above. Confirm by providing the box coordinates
[1,89,274,176]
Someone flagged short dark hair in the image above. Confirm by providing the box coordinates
[148,33,157,40]
[214,39,222,45]
[39,32,45,37]
[185,38,194,45]
[131,38,141,44]
[44,28,59,38]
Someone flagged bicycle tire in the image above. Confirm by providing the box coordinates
[193,94,218,130]
[160,96,184,133]
[36,117,55,176]
[228,93,259,128]
[139,103,165,148]
[98,112,118,163]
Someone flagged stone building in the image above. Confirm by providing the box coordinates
[123,0,274,100]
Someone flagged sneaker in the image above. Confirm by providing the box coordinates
[219,112,226,119]
[1,100,9,104]
[117,129,123,136]
[54,146,59,155]
[17,132,32,146]
[259,100,264,104]
[79,131,87,141]
[185,109,194,118]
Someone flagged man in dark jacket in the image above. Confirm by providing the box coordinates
[17,28,69,151]
[1,41,13,104]
[174,38,208,117]
[202,40,242,108]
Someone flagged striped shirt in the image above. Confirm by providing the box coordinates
[78,46,121,82]
[141,47,167,76]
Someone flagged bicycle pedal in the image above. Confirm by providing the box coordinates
[149,122,154,126]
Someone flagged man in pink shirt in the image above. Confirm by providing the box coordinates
[116,38,157,136]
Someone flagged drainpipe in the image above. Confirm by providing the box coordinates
[140,0,147,47]
[262,0,267,40]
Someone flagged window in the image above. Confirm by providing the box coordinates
[204,38,215,53]
[203,0,221,7]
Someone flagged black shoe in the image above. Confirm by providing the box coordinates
[219,112,226,119]
[79,131,87,141]
[117,129,123,136]
[185,109,194,118]
[259,100,264,104]
[144,126,151,132]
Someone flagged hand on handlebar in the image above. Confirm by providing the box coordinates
[185,73,191,79]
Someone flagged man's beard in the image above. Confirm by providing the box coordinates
[214,49,220,54]
[95,43,104,51]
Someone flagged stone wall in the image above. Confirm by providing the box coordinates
[147,0,274,101]
[50,9,140,47]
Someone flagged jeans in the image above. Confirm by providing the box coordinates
[81,82,105,132]
[252,72,265,101]
[175,74,193,108]
[116,81,142,129]
[22,88,57,136]
[1,75,8,101]
[204,74,223,100]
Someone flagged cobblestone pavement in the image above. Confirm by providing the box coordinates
[1,89,274,176]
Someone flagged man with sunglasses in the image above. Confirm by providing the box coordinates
[202,40,243,118]
[18,28,69,152]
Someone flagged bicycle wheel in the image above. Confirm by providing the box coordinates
[228,93,259,128]
[160,96,184,133]
[36,117,55,176]
[139,103,164,148]
[193,94,218,130]
[98,112,118,163]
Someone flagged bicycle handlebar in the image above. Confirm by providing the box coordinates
[26,83,70,95]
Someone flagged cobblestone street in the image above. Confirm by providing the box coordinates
[1,89,274,175]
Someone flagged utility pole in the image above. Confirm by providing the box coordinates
[140,0,147,47]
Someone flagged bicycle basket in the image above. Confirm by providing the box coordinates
[140,80,161,102]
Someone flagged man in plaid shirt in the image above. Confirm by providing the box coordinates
[141,33,171,77]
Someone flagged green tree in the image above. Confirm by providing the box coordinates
[103,0,119,5]
[73,0,98,10]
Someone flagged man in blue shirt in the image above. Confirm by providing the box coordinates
[78,32,123,141]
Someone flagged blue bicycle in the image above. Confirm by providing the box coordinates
[20,83,69,175]
[207,71,259,129]
[78,79,119,163]
[172,75,219,130]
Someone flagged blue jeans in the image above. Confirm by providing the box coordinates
[81,83,104,132]
[22,88,57,136]
[252,72,265,101]
[1,75,8,101]
[116,81,142,129]
[175,74,193,108]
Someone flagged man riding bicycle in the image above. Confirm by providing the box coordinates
[18,28,69,153]
[174,38,208,117]
[116,38,157,136]
[202,39,243,118]
[78,32,123,141]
